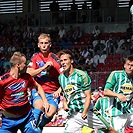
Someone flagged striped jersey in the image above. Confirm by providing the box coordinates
[94,97,111,123]
[58,69,91,115]
[0,73,36,115]
[104,70,133,116]
[94,97,114,133]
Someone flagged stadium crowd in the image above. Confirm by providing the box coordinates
[1,18,133,75]
[0,16,133,132]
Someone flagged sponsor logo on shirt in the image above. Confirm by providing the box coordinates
[9,81,25,91]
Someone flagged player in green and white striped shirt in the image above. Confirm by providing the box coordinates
[94,97,113,133]
[104,55,133,133]
[57,49,117,133]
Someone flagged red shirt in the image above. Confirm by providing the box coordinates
[0,73,36,115]
[28,52,62,94]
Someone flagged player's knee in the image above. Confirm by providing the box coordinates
[104,127,118,133]
[34,99,44,111]
[45,110,56,118]
[45,105,56,118]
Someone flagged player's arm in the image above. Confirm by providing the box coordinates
[27,61,53,77]
[104,72,126,102]
[53,86,62,98]
[82,89,91,120]
[34,81,50,112]
[104,90,127,102]
[63,96,69,112]
[104,89,119,97]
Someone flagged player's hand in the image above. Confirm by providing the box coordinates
[43,61,53,70]
[117,94,127,102]
[63,103,69,112]
[81,112,87,120]
[43,102,50,113]
[53,88,61,98]
[104,127,118,133]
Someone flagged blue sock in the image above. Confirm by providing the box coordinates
[33,108,43,126]
[39,114,52,129]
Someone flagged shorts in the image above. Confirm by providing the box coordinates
[30,89,41,107]
[0,110,40,133]
[64,110,109,133]
[111,113,133,133]
[124,126,133,133]
[30,89,60,110]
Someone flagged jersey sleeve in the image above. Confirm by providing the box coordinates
[27,75,36,88]
[28,54,37,69]
[94,98,101,110]
[50,53,63,74]
[82,72,91,91]
[104,71,117,91]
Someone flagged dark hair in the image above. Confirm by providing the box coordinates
[124,55,133,63]
[57,49,74,60]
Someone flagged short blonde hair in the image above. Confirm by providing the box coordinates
[38,33,50,41]
[10,52,26,67]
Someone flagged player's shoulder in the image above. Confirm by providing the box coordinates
[21,73,32,79]
[75,69,89,77]
[50,52,60,61]
[58,72,64,78]
[97,96,109,102]
[0,73,10,81]
[31,52,39,59]
[111,70,123,74]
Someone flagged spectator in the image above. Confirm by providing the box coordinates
[3,57,11,69]
[126,23,133,39]
[91,86,104,106]
[53,112,66,127]
[58,26,66,39]
[58,38,67,49]
[72,26,82,42]
[92,25,101,40]
[81,47,91,58]
[70,0,78,23]
[91,0,101,22]
[50,0,59,24]
[81,2,88,23]
[66,25,74,42]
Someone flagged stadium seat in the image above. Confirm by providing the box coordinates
[116,62,124,70]
[96,63,105,72]
[103,64,110,72]
[98,78,106,88]
[99,54,107,64]
[93,54,100,66]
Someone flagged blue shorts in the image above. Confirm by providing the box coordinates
[0,110,40,133]
[30,89,60,110]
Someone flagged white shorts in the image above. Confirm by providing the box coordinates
[64,110,109,133]
[112,113,133,133]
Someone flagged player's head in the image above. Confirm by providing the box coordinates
[10,52,27,74]
[124,55,133,77]
[38,33,51,53]
[57,49,74,73]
